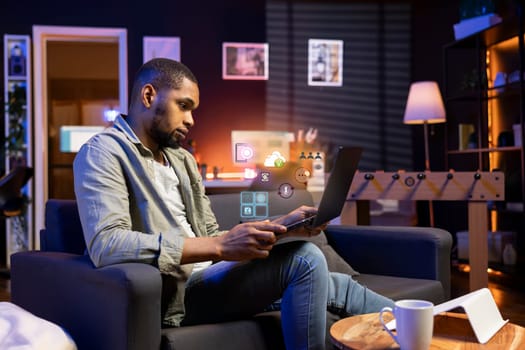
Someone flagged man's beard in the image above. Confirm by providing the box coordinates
[151,114,182,149]
[156,129,181,149]
[159,133,182,148]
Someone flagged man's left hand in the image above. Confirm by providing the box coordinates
[271,205,327,238]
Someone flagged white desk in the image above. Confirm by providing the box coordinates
[203,179,252,194]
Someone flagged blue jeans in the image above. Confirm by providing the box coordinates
[182,241,394,350]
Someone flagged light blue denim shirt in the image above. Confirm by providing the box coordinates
[73,114,223,280]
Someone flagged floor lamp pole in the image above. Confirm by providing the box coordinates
[423,121,435,227]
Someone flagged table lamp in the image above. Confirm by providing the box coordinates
[403,81,446,226]
[403,81,446,171]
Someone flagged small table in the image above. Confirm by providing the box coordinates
[330,312,525,350]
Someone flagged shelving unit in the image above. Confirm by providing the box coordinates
[442,7,524,267]
[3,34,33,268]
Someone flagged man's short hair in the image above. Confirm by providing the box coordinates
[130,58,198,107]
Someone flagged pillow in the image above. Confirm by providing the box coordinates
[0,302,77,350]
[306,231,360,276]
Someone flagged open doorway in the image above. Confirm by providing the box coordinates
[33,25,127,248]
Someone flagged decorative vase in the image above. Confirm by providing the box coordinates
[502,244,517,266]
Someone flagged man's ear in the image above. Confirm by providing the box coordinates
[142,84,155,107]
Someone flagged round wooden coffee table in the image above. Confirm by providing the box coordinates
[330,312,525,349]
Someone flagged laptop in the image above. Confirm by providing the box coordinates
[284,146,363,230]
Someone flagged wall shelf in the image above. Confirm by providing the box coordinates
[442,5,525,275]
[448,146,522,154]
[3,34,33,267]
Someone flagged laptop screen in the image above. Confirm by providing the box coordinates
[313,146,362,226]
[285,146,362,230]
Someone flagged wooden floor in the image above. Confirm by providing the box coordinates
[1,264,524,327]
[0,272,10,303]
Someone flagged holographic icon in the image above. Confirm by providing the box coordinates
[278,183,294,199]
[294,167,311,184]
[255,192,267,204]
[264,151,286,167]
[274,157,285,168]
[242,206,253,216]
[235,143,254,163]
[261,172,270,182]
[240,191,268,219]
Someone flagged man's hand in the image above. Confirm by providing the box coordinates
[216,221,287,261]
[182,208,326,264]
[272,206,327,238]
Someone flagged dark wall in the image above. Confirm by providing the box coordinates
[410,0,461,228]
[266,1,414,172]
[411,0,460,171]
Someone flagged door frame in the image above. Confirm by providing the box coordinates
[32,25,127,248]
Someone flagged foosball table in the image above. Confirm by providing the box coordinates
[341,170,505,291]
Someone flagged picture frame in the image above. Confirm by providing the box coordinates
[6,37,28,77]
[222,42,269,80]
[307,39,343,87]
[143,36,181,63]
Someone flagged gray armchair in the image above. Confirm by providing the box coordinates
[10,192,452,350]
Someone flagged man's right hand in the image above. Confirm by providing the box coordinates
[216,221,287,260]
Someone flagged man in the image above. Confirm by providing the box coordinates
[73,58,393,350]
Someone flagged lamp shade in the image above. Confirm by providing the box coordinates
[403,81,446,124]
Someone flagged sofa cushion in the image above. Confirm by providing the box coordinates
[161,312,284,350]
[278,231,360,277]
[354,273,445,304]
[41,199,85,254]
[161,311,341,350]
[307,232,360,276]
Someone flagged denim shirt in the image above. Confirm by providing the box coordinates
[73,115,223,325]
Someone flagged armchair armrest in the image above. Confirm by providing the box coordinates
[10,251,162,350]
[324,225,452,299]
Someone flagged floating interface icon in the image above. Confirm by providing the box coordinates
[278,183,294,199]
[261,172,270,182]
[235,143,254,163]
[240,191,269,220]
[294,167,310,184]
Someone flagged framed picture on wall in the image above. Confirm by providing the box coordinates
[307,39,343,87]
[222,42,269,80]
[6,37,28,77]
[143,36,181,63]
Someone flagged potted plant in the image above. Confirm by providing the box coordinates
[2,82,31,254]
[4,82,27,168]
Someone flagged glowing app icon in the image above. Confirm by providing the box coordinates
[240,191,269,219]
[274,158,285,168]
[261,172,270,182]
[294,167,311,183]
[278,183,294,199]
[264,151,286,167]
[242,206,253,216]
[235,143,254,163]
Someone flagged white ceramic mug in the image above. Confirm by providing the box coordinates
[379,299,434,350]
